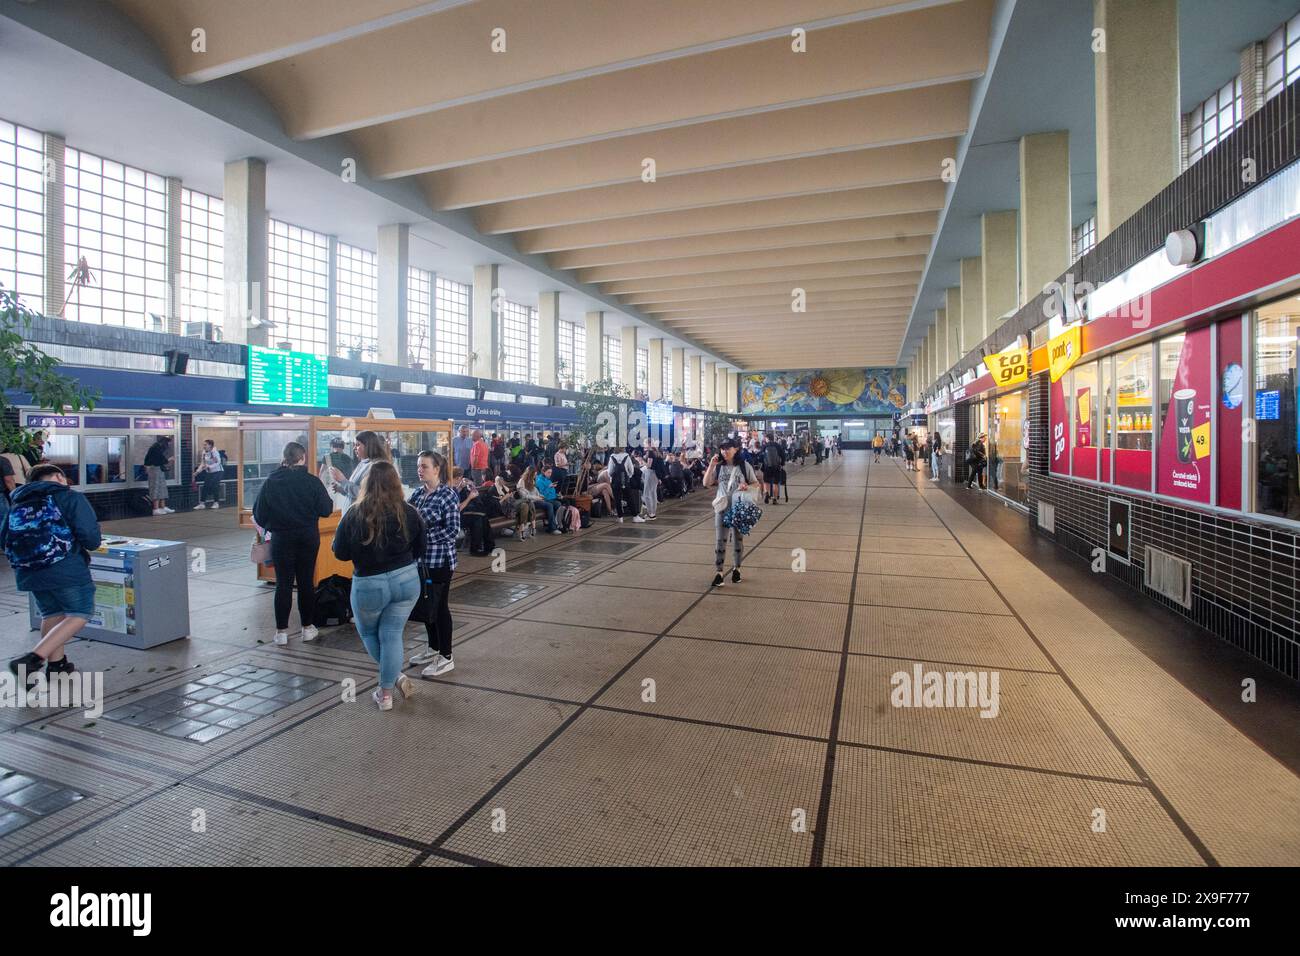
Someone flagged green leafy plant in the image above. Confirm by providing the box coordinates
[573,376,631,448]
[0,283,100,455]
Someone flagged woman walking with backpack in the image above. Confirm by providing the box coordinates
[408,451,459,678]
[704,440,759,588]
[332,461,425,710]
[607,446,641,523]
[761,433,784,505]
[252,442,334,646]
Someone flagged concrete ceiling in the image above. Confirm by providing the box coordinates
[97,0,996,370]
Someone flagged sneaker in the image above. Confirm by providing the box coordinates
[616,517,624,523]
[394,674,416,699]
[632,515,646,523]
[731,568,741,584]
[45,656,75,678]
[372,689,393,711]
[162,507,175,514]
[500,527,515,537]
[152,509,166,516]
[301,625,319,642]
[422,654,455,678]
[8,651,45,691]
[552,529,563,535]
[711,572,724,588]
[193,502,207,510]
[646,514,656,520]
[409,646,438,666]
[273,631,289,646]
[209,502,220,509]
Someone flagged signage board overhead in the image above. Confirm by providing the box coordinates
[984,348,1031,388]
[1047,326,1083,383]
[247,346,330,408]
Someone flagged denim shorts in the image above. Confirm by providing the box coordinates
[30,583,97,620]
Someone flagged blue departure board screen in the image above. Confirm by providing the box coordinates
[247,346,330,407]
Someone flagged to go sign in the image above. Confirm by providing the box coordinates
[984,348,1030,387]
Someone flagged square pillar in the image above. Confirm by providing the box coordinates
[41,133,65,318]
[1019,132,1071,305]
[727,371,739,413]
[1094,0,1180,238]
[326,235,339,358]
[222,158,268,346]
[960,258,983,356]
[584,311,604,384]
[538,291,560,388]
[703,361,716,410]
[377,223,409,366]
[472,263,499,378]
[165,176,182,335]
[689,354,702,407]
[671,347,685,403]
[620,325,638,393]
[944,288,962,375]
[714,365,728,413]
[981,210,1019,324]
[648,338,665,401]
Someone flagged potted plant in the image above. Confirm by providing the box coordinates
[557,356,572,390]
[408,327,428,369]
[344,337,363,362]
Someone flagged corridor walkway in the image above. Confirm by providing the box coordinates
[2,451,1297,866]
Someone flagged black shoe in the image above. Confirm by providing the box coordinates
[45,657,75,680]
[8,652,46,691]
[711,572,724,588]
[731,568,741,584]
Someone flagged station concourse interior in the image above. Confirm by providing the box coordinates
[0,0,1298,867]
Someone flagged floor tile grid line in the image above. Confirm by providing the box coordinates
[808,456,872,867]
[900,457,1221,867]
[409,455,851,866]
[10,459,843,867]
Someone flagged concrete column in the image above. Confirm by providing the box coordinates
[472,263,499,378]
[376,223,409,366]
[727,371,739,413]
[648,338,665,401]
[41,133,65,319]
[537,291,560,388]
[714,365,728,413]
[620,325,638,393]
[222,158,268,346]
[1018,132,1071,305]
[960,259,983,356]
[671,347,685,403]
[164,177,182,335]
[689,354,702,407]
[920,334,929,390]
[981,210,1019,324]
[944,288,962,374]
[1094,0,1180,238]
[703,361,716,410]
[1241,42,1265,117]
[584,311,604,384]
[326,236,339,358]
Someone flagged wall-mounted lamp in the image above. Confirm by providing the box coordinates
[1165,223,1205,267]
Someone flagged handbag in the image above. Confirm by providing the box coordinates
[249,531,271,564]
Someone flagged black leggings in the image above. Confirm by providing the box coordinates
[421,565,454,657]
[270,525,319,630]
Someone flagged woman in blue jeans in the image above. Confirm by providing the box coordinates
[331,460,426,711]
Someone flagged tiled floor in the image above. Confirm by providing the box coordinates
[2,451,1298,867]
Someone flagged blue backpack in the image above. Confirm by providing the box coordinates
[3,494,76,570]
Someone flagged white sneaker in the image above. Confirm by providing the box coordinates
[301,625,319,642]
[193,502,207,510]
[409,646,438,666]
[500,527,515,537]
[209,502,219,509]
[273,631,289,646]
[632,515,647,523]
[552,529,563,535]
[617,517,624,523]
[152,509,166,516]
[421,654,454,678]
[162,507,175,514]
[372,689,392,711]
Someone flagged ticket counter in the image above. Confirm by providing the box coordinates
[236,415,453,585]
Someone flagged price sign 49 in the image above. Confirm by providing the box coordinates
[984,348,1030,386]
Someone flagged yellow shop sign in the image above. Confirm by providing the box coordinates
[984,348,1030,387]
[1048,325,1083,382]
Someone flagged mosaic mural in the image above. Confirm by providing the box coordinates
[740,368,908,415]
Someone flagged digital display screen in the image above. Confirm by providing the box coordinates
[247,346,329,407]
[647,401,674,426]
[1255,389,1280,421]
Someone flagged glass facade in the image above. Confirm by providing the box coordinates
[0,119,45,312]
[268,219,330,355]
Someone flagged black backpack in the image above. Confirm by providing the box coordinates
[764,443,781,468]
[312,574,353,627]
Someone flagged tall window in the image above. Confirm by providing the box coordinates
[558,320,585,386]
[179,188,223,329]
[268,219,329,354]
[528,305,539,385]
[1264,12,1300,102]
[0,119,44,312]
[335,242,377,357]
[499,298,531,382]
[603,334,621,382]
[684,361,692,405]
[662,354,672,399]
[636,346,648,396]
[408,266,433,366]
[1254,299,1299,521]
[1185,76,1243,165]
[434,276,469,373]
[63,147,167,328]
[1071,217,1096,261]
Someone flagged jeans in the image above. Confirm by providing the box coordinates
[462,510,493,552]
[200,471,222,503]
[31,583,96,620]
[534,497,558,531]
[420,564,454,658]
[642,471,658,517]
[350,563,421,689]
[270,525,320,630]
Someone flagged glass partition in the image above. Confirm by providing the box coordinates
[84,436,127,485]
[1253,300,1299,520]
[1114,344,1154,490]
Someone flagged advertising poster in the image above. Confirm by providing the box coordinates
[1075,387,1092,447]
[1049,375,1069,474]
[1216,317,1244,509]
[1157,326,1212,504]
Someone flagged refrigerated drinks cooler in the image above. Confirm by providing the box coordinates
[28,537,191,649]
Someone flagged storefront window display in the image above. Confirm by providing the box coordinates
[1071,361,1100,481]
[1114,344,1155,490]
[1156,328,1213,505]
[987,391,1028,506]
[1254,299,1299,521]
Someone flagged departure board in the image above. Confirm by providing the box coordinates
[247,346,330,407]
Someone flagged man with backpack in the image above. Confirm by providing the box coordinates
[966,434,988,489]
[606,446,642,522]
[761,433,785,505]
[3,463,103,689]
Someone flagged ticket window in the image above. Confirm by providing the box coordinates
[43,434,80,485]
[84,436,127,486]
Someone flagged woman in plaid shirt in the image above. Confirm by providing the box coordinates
[409,451,460,678]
